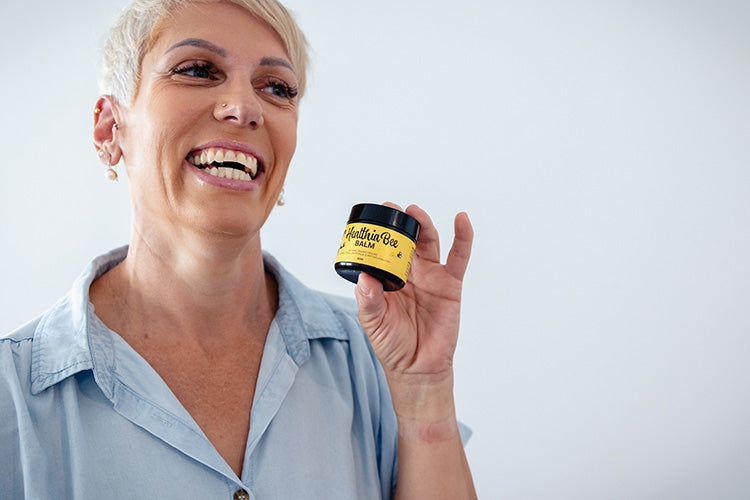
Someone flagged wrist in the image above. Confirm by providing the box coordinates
[387,370,459,443]
[397,414,461,444]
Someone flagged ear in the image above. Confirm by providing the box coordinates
[93,95,124,166]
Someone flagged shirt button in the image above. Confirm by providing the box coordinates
[234,489,250,500]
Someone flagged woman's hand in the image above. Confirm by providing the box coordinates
[354,203,477,499]
[354,203,473,399]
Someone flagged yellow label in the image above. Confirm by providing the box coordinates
[335,222,416,282]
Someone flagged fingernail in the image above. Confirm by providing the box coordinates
[357,276,371,297]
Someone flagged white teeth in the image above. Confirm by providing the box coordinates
[189,147,259,180]
[201,166,252,180]
[246,157,258,177]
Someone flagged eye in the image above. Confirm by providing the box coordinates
[260,80,299,100]
[172,61,219,80]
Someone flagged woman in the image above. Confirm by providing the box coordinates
[0,0,476,498]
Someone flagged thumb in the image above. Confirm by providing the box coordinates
[354,273,386,332]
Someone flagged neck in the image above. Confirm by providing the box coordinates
[91,223,277,348]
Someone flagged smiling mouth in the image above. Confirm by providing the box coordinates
[187,147,260,181]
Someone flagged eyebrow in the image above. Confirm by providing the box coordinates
[165,38,227,57]
[260,56,296,75]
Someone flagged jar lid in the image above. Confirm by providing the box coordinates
[348,203,420,240]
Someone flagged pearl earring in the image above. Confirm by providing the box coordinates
[276,186,286,206]
[103,120,121,181]
[105,166,118,181]
[104,152,118,181]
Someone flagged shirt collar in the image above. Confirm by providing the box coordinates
[30,246,349,394]
[262,251,349,365]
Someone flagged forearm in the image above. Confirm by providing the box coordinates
[390,371,477,500]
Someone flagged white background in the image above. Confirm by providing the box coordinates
[1,1,749,498]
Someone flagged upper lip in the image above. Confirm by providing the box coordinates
[188,139,266,171]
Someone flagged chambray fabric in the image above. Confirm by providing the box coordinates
[0,246,399,500]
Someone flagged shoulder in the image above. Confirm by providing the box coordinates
[0,317,41,427]
[0,246,121,398]
[1,315,41,374]
[318,291,362,337]
[264,251,366,343]
[264,252,385,374]
[300,287,378,364]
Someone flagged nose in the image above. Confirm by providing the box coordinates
[214,81,264,128]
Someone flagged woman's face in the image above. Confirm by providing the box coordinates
[117,1,299,241]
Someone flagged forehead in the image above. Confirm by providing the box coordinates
[147,2,289,61]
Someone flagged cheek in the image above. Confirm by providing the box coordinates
[273,114,298,162]
[272,124,296,190]
[123,104,194,174]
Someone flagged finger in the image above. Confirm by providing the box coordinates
[382,201,405,212]
[445,212,474,281]
[404,204,441,263]
[354,272,387,333]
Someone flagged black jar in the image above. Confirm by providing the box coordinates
[334,204,420,291]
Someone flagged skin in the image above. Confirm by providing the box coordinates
[91,2,476,498]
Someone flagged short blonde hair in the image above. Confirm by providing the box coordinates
[98,0,310,104]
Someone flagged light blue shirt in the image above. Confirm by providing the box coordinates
[0,247,400,499]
